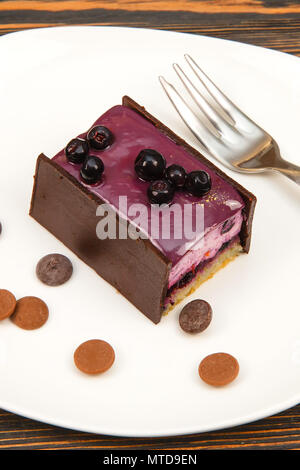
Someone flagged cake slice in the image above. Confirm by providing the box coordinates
[30,96,256,323]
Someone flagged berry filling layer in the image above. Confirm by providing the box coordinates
[165,236,242,309]
[168,209,243,289]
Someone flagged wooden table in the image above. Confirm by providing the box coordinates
[0,0,299,451]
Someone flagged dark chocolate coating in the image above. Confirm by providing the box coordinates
[30,154,171,324]
[30,96,256,323]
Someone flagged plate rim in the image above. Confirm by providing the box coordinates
[1,23,300,65]
[1,392,300,437]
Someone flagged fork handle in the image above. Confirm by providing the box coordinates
[273,160,300,186]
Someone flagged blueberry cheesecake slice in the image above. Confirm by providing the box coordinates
[30,96,256,323]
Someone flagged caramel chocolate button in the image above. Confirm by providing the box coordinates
[179,299,212,334]
[199,353,239,386]
[74,339,115,375]
[10,296,49,330]
[36,253,73,286]
[0,289,16,320]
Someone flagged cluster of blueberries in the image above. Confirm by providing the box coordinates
[65,126,212,205]
[65,125,113,184]
[134,149,211,205]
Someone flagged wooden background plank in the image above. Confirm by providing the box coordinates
[0,1,300,54]
[1,1,300,14]
[0,0,299,450]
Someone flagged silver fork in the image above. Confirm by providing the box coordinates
[159,54,300,186]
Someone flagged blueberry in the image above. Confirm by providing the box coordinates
[221,219,234,234]
[87,126,113,150]
[147,179,175,205]
[80,156,104,184]
[185,170,211,197]
[65,138,89,164]
[135,149,166,182]
[165,164,186,188]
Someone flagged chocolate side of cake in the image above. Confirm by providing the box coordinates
[122,96,256,253]
[30,154,171,324]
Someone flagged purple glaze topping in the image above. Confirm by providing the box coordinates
[52,105,244,265]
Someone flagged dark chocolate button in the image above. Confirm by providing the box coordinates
[36,254,73,286]
[74,339,115,375]
[179,299,212,334]
[0,289,16,321]
[10,296,49,330]
[199,353,239,386]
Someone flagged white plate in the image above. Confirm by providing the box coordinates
[0,26,300,437]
